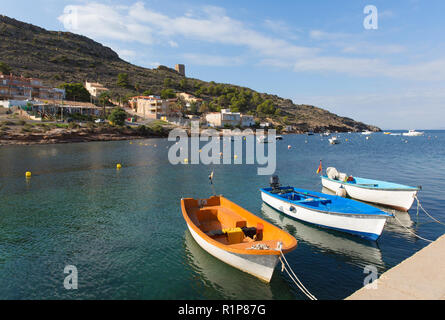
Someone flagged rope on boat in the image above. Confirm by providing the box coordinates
[415,195,445,226]
[278,248,317,300]
[247,243,271,250]
[392,214,433,243]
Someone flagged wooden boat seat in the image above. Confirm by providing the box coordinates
[190,206,248,232]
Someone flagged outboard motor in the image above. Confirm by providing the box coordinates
[270,175,281,191]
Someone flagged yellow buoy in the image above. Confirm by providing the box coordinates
[184,158,189,163]
[116,164,122,169]
[25,171,32,178]
[234,155,238,159]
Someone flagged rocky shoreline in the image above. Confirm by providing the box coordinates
[0,129,149,145]
[0,117,381,146]
[0,123,167,145]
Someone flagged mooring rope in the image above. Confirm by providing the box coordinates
[392,214,433,243]
[415,195,445,226]
[278,249,317,300]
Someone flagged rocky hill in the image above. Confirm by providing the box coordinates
[0,15,380,133]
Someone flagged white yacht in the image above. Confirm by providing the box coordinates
[402,129,424,136]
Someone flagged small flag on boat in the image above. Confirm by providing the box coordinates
[316,160,322,174]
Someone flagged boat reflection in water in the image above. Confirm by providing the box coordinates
[183,230,294,300]
[321,187,416,240]
[260,203,385,270]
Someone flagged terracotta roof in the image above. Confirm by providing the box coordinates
[34,98,100,108]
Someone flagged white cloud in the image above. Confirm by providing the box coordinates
[309,30,350,41]
[263,19,300,40]
[182,53,244,66]
[146,61,161,68]
[114,48,137,60]
[294,56,387,77]
[168,40,178,48]
[379,10,394,19]
[293,56,445,81]
[57,2,445,83]
[342,43,405,55]
[58,3,154,44]
[58,2,315,64]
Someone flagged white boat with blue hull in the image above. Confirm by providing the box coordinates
[260,180,392,241]
[321,167,420,211]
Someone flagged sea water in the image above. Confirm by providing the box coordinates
[0,131,444,299]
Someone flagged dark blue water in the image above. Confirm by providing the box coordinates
[0,131,444,299]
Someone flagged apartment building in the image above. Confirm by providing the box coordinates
[0,74,65,100]
[206,109,241,127]
[205,109,256,128]
[84,81,109,98]
[241,114,255,127]
[129,95,177,119]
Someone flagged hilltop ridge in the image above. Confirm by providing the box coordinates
[0,15,380,133]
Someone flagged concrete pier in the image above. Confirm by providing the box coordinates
[347,234,445,300]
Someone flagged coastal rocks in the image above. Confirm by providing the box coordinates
[0,126,155,145]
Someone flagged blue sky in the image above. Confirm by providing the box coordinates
[1,0,445,129]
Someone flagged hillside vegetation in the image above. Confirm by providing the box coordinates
[0,15,380,133]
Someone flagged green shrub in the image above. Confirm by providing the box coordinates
[151,124,164,135]
[58,83,91,102]
[108,107,127,126]
[117,73,130,88]
[160,88,176,99]
[136,125,150,136]
[256,100,276,115]
[0,62,11,74]
[0,120,16,126]
[68,122,80,129]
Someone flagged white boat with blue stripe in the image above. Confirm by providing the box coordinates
[260,178,392,241]
[321,167,420,211]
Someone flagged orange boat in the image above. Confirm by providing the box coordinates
[181,195,298,282]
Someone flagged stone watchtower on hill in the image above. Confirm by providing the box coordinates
[175,64,185,76]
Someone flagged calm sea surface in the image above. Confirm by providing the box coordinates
[0,131,444,300]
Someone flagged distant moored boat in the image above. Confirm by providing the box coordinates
[329,136,340,144]
[257,135,269,143]
[402,129,424,136]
